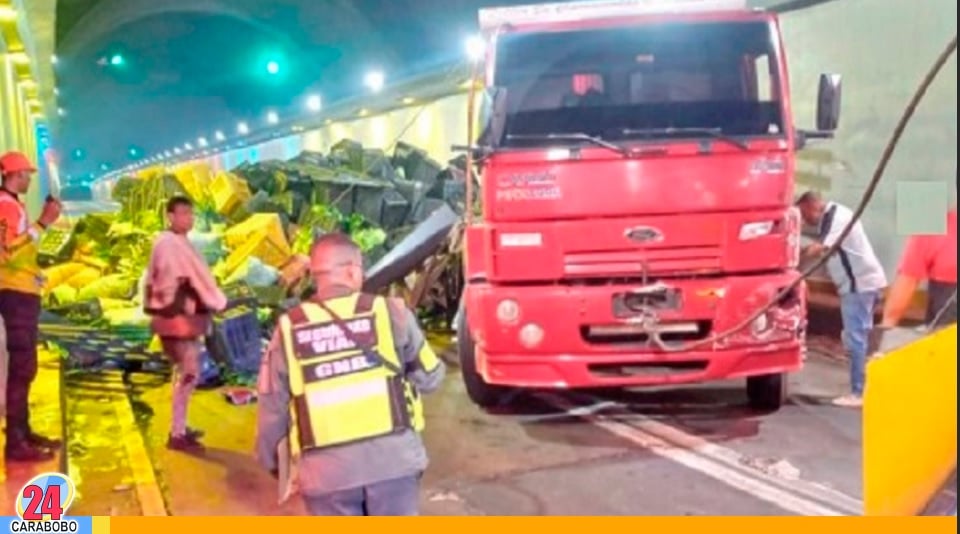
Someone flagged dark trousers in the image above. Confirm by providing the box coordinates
[302,475,420,516]
[0,290,41,446]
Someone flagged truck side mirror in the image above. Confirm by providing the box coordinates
[816,73,842,132]
[478,86,508,149]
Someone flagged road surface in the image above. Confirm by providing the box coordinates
[64,344,864,516]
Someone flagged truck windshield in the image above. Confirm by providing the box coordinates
[492,20,784,149]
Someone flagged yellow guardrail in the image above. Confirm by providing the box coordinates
[863,323,957,516]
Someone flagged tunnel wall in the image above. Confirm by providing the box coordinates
[2,0,57,215]
[92,91,472,199]
[0,29,39,214]
[782,0,958,280]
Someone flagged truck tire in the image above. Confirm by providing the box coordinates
[746,373,787,412]
[457,310,510,408]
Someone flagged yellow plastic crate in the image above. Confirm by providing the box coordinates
[210,171,249,215]
[173,163,213,203]
[223,228,292,272]
[223,213,287,250]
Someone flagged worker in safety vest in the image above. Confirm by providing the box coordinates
[869,204,957,353]
[0,151,63,462]
[256,232,445,516]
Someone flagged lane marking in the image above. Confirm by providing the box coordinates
[587,392,863,514]
[537,393,854,516]
[112,391,168,516]
[515,401,619,424]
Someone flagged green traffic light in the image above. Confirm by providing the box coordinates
[110,54,124,66]
[266,60,280,75]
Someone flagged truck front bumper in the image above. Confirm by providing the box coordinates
[464,272,805,389]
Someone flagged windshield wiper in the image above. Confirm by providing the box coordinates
[620,127,749,151]
[505,132,631,157]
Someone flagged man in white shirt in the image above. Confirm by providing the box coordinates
[797,191,888,408]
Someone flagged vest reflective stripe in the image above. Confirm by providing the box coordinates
[0,194,42,295]
[280,293,422,454]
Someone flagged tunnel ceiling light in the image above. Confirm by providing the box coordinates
[8,52,29,65]
[237,121,249,135]
[198,137,208,148]
[306,94,322,112]
[364,70,385,92]
[184,143,193,150]
[465,35,486,62]
[266,110,279,124]
[57,108,66,117]
[173,147,182,155]
[214,130,226,142]
[50,54,59,65]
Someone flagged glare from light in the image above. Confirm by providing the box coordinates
[306,94,322,112]
[465,35,486,62]
[215,130,226,142]
[266,110,279,124]
[266,60,280,75]
[364,70,385,92]
[53,87,60,96]
[0,7,16,22]
[57,108,66,117]
[237,121,250,135]
[51,55,59,65]
[198,137,208,148]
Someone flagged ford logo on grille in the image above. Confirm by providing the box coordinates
[624,226,664,243]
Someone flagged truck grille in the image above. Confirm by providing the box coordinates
[563,246,722,278]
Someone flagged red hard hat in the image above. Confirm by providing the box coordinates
[0,151,37,175]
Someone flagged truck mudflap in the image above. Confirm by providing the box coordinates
[464,271,805,388]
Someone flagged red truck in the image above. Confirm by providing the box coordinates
[457,0,842,411]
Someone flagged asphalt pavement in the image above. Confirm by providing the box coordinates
[64,345,863,516]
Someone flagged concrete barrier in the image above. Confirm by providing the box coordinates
[863,324,957,515]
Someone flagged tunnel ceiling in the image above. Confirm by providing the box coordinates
[56,0,102,45]
[52,0,834,182]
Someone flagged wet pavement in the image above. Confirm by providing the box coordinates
[1,349,66,505]
[61,341,865,516]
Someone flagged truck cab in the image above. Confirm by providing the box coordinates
[458,0,841,411]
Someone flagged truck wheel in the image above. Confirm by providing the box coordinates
[457,310,510,408]
[746,373,787,412]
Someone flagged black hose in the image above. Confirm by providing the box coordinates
[660,33,958,353]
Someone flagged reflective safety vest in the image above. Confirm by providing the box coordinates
[0,190,43,295]
[279,292,425,454]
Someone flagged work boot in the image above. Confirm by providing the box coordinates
[167,433,204,453]
[5,442,55,463]
[27,432,62,449]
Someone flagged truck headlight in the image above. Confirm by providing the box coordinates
[739,221,775,241]
[519,323,544,348]
[751,313,771,336]
[496,299,520,324]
